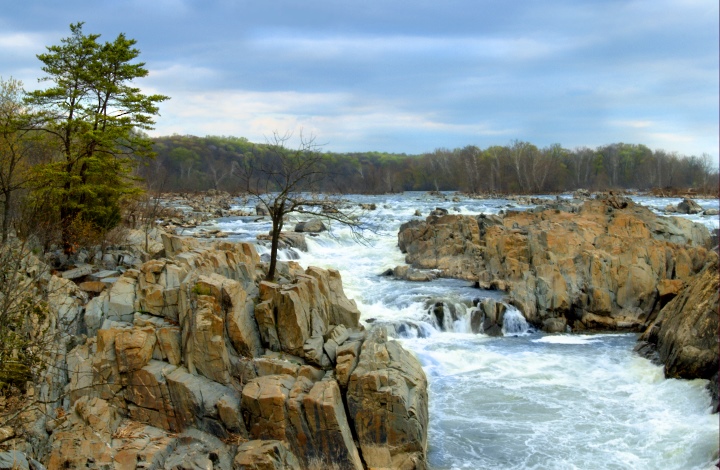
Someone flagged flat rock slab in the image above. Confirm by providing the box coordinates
[0,451,29,470]
[61,264,93,279]
[90,270,121,280]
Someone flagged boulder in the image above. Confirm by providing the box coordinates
[0,452,29,470]
[180,289,232,384]
[254,267,360,360]
[677,197,703,214]
[46,397,122,469]
[241,374,363,469]
[233,440,299,470]
[294,219,327,233]
[165,366,243,437]
[115,326,156,373]
[106,275,138,323]
[347,328,428,469]
[398,198,712,332]
[257,231,308,252]
[302,379,363,469]
[638,252,719,382]
[61,264,93,280]
[242,374,296,442]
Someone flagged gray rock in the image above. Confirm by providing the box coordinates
[0,451,29,470]
[61,264,93,279]
[294,219,327,233]
[677,197,703,214]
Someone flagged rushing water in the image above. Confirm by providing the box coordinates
[200,192,719,470]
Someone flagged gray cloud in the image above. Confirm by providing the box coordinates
[0,0,716,159]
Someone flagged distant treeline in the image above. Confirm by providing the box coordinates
[141,135,718,195]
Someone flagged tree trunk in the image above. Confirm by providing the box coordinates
[266,216,282,281]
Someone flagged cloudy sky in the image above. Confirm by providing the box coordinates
[1,0,717,159]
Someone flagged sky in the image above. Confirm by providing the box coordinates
[1,0,718,160]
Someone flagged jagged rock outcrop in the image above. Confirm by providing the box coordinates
[347,328,429,470]
[397,196,712,332]
[636,251,719,408]
[10,233,428,469]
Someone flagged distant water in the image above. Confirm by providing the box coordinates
[204,192,719,470]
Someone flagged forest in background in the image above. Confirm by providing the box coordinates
[144,134,719,195]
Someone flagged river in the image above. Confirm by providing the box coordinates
[197,192,719,469]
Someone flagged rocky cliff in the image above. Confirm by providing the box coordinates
[635,251,719,410]
[2,233,428,469]
[397,195,712,333]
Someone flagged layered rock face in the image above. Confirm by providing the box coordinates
[636,251,719,408]
[397,196,712,333]
[9,234,428,469]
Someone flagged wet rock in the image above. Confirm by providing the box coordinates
[294,219,327,233]
[430,207,448,217]
[638,252,719,381]
[676,197,703,214]
[399,198,712,332]
[392,265,437,282]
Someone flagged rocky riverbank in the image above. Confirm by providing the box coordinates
[395,194,718,400]
[0,231,428,469]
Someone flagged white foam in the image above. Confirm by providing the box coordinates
[532,334,602,344]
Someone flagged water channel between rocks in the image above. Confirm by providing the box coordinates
[195,192,719,470]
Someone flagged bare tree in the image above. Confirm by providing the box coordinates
[0,77,43,243]
[232,131,363,281]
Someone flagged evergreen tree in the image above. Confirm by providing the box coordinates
[26,22,169,252]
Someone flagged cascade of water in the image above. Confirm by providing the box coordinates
[502,306,531,335]
[209,193,719,469]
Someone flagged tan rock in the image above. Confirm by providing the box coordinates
[305,267,361,327]
[46,397,121,469]
[111,422,177,470]
[78,280,106,293]
[347,328,428,469]
[657,279,684,299]
[398,197,712,332]
[254,357,301,377]
[640,253,719,380]
[0,427,14,444]
[303,379,363,470]
[242,374,296,441]
[115,327,157,373]
[181,288,231,384]
[335,340,362,387]
[233,440,300,470]
[156,325,182,365]
[124,360,178,431]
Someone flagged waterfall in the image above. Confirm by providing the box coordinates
[502,306,531,335]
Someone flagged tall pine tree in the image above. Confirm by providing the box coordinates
[26,22,168,253]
